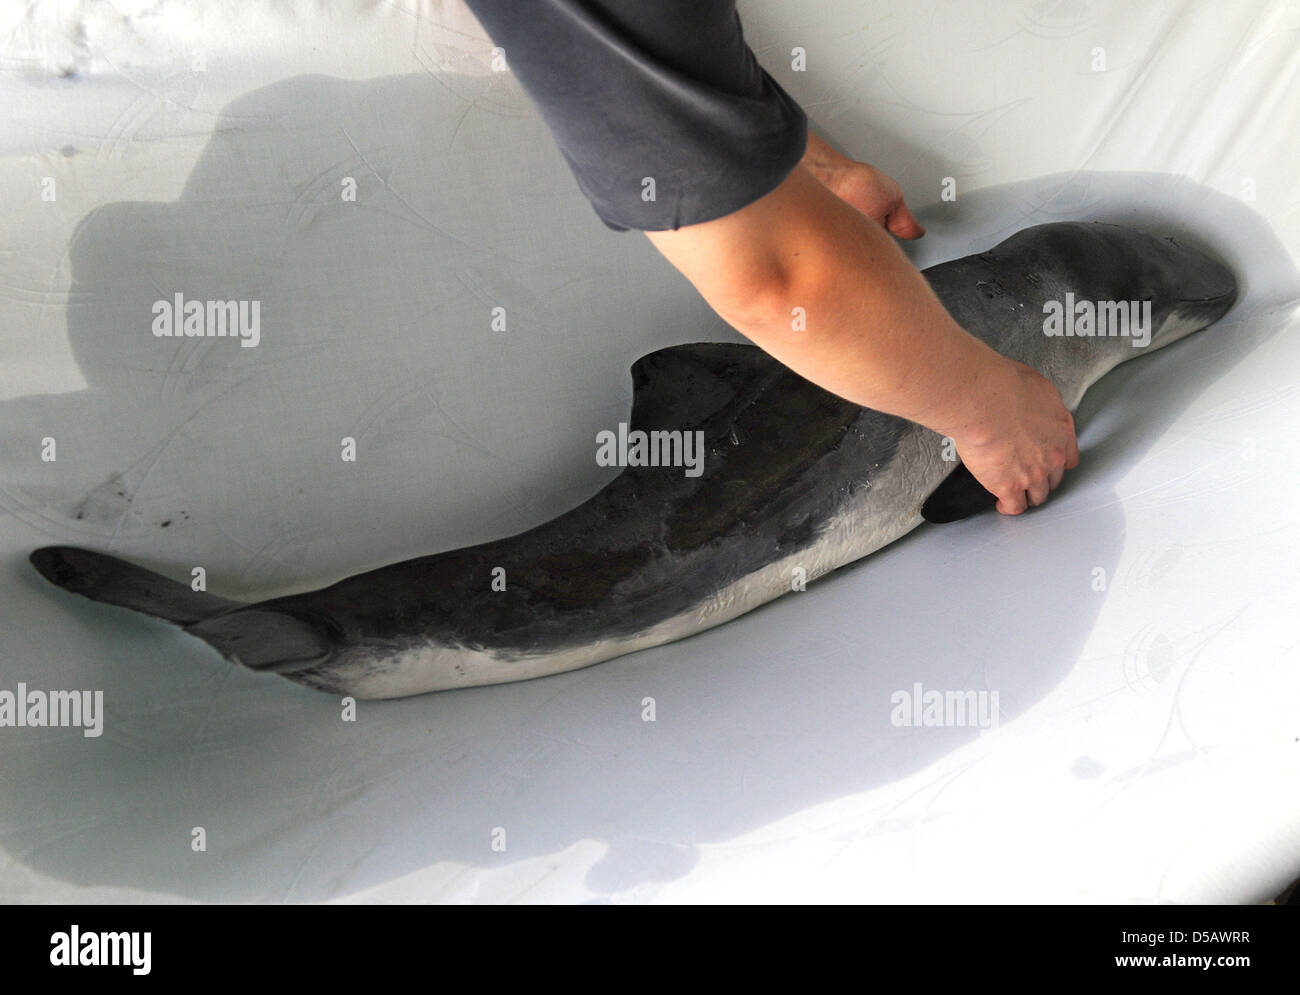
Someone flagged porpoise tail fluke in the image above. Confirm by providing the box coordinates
[29,546,239,625]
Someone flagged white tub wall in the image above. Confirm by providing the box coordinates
[0,0,1297,903]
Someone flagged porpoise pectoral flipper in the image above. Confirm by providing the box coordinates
[30,222,1240,698]
[921,464,997,523]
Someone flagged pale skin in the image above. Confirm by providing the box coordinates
[645,132,1079,514]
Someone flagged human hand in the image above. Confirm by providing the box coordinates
[824,160,926,240]
[952,360,1080,515]
[802,133,925,239]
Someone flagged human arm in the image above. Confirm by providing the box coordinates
[644,152,1078,514]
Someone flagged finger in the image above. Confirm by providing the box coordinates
[1048,462,1065,492]
[1066,435,1080,469]
[1027,477,1050,507]
[997,489,1028,515]
[887,201,926,240]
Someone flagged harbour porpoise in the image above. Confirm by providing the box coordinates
[30,222,1238,698]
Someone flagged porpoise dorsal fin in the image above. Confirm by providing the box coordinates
[628,342,781,434]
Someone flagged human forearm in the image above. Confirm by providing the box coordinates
[649,163,1003,442]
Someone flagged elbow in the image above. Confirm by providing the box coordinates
[714,264,820,344]
[712,264,795,330]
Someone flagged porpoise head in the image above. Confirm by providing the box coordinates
[921,221,1240,523]
[1003,221,1238,366]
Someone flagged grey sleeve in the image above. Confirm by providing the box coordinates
[461,0,809,232]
